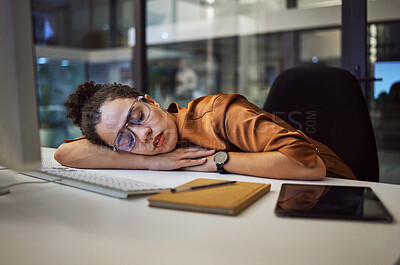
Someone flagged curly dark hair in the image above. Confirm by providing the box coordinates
[65,81,145,146]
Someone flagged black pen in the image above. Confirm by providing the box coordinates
[171,180,237,193]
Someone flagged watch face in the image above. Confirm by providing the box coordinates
[214,151,228,164]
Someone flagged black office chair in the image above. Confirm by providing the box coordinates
[263,67,379,182]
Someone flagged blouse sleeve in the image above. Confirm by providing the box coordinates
[265,129,318,167]
[223,97,319,167]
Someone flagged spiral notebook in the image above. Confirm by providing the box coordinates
[148,178,271,215]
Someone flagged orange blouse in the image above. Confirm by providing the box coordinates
[167,94,356,180]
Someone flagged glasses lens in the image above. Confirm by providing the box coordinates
[129,102,151,125]
[115,130,136,152]
[113,100,151,152]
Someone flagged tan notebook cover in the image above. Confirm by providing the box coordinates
[148,178,271,215]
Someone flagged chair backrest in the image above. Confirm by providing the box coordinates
[263,67,379,182]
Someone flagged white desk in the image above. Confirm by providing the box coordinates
[1,148,399,265]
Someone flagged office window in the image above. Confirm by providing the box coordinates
[299,28,341,67]
[32,0,135,147]
[144,0,351,107]
[88,61,133,86]
[148,33,285,108]
[367,21,400,183]
[33,0,133,48]
[297,0,341,9]
[36,58,85,146]
[31,0,400,185]
[34,0,345,146]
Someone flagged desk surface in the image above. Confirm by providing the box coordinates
[0,148,399,265]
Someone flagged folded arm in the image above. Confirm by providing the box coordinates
[54,139,215,171]
[189,97,326,180]
[182,151,326,180]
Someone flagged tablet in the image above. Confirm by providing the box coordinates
[275,184,393,222]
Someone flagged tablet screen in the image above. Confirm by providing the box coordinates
[275,184,393,222]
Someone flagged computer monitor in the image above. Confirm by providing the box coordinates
[0,0,42,193]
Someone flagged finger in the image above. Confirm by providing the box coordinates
[179,158,207,168]
[180,165,200,171]
[187,146,212,151]
[177,146,214,152]
[181,150,216,159]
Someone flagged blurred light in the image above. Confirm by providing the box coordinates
[369,24,377,64]
[312,56,319,63]
[44,19,55,40]
[61,60,69,67]
[128,27,135,47]
[206,6,214,20]
[161,32,169,39]
[370,24,377,36]
[103,24,109,31]
[37,57,48,64]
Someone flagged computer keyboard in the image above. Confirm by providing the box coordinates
[26,157,167,198]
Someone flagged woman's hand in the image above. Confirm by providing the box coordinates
[55,139,215,171]
[146,148,216,171]
[180,154,217,172]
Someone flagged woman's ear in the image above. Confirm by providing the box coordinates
[144,94,161,107]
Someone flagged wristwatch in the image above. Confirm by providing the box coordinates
[213,151,229,174]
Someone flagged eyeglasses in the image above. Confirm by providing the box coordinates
[112,96,151,152]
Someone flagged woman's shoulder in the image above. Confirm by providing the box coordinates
[191,94,247,110]
[186,94,245,118]
[167,94,250,120]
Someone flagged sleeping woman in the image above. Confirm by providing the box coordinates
[54,81,356,180]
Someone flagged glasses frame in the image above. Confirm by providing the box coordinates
[112,96,150,152]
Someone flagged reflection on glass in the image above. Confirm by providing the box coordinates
[277,184,366,216]
[371,61,400,150]
[32,0,133,48]
[299,29,341,67]
[373,61,400,99]
[36,59,85,147]
[147,0,287,27]
[147,33,284,108]
[32,0,135,148]
[277,184,326,212]
[31,0,400,182]
[148,43,213,108]
[276,184,393,222]
[297,0,341,9]
[367,22,400,184]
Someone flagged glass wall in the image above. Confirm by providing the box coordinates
[146,0,343,107]
[33,0,133,48]
[299,28,341,67]
[32,0,400,184]
[147,33,287,108]
[36,58,85,146]
[367,20,400,184]
[32,0,135,147]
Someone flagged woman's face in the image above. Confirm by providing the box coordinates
[96,95,178,155]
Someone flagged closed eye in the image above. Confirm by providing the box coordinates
[128,101,150,126]
[130,112,144,125]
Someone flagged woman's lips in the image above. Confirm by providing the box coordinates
[154,132,165,148]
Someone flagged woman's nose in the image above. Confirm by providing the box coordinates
[132,125,152,143]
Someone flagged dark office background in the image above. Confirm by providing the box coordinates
[31,0,400,184]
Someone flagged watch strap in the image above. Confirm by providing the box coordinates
[216,164,228,174]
